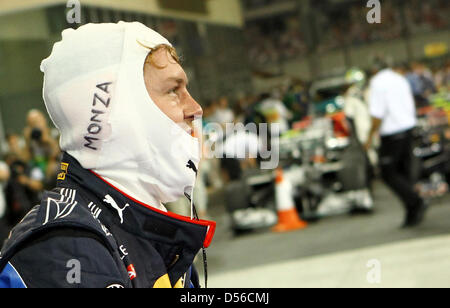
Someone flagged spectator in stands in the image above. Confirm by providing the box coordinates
[5,133,27,163]
[283,81,309,124]
[212,96,235,129]
[433,61,450,91]
[23,109,60,188]
[406,62,436,108]
[4,132,44,226]
[203,100,218,124]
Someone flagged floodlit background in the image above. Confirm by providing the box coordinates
[0,0,449,288]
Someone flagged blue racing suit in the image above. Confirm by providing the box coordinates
[0,153,215,288]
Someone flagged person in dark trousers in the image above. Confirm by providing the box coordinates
[0,22,215,288]
[365,59,428,228]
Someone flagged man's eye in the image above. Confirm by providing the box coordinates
[168,87,179,94]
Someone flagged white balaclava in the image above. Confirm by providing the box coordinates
[40,22,200,210]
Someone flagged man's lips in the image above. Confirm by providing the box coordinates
[178,122,193,135]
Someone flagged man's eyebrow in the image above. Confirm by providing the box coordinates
[166,76,189,86]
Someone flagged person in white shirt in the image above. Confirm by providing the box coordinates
[365,60,427,228]
[258,95,292,134]
[213,97,235,128]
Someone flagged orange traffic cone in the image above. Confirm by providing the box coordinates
[272,168,307,233]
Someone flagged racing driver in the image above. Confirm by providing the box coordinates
[0,21,216,288]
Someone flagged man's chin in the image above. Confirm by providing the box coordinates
[177,122,193,135]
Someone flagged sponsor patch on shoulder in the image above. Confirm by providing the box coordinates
[57,162,69,180]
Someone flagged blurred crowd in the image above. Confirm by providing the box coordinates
[405,0,450,34]
[244,0,450,66]
[0,110,60,235]
[245,15,309,67]
[315,1,404,53]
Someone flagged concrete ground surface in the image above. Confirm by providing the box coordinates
[198,180,450,288]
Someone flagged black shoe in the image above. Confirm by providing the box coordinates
[402,200,429,228]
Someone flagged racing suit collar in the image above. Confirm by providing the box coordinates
[57,152,215,249]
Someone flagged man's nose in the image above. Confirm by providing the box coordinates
[184,93,203,119]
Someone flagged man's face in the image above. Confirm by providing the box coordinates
[143,48,202,135]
